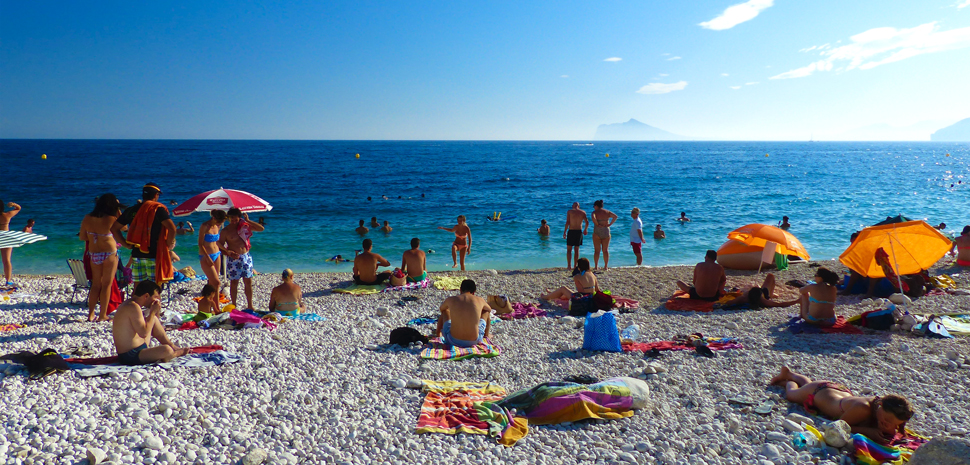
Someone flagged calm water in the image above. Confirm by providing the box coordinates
[1,140,968,275]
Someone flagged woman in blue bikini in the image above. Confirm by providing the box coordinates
[198,210,227,293]
[799,267,839,326]
[79,194,122,322]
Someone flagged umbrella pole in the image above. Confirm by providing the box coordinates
[887,230,905,298]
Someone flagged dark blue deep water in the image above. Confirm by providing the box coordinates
[1,140,968,274]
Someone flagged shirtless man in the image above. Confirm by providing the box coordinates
[438,215,471,271]
[653,224,666,239]
[370,217,380,228]
[677,211,691,223]
[537,219,550,236]
[676,250,726,301]
[217,208,265,309]
[355,220,369,235]
[435,279,492,348]
[563,202,588,269]
[401,238,428,283]
[0,201,22,285]
[353,239,392,284]
[113,281,190,365]
[380,221,392,234]
[176,221,194,236]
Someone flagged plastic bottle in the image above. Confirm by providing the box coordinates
[621,324,639,342]
[791,431,818,450]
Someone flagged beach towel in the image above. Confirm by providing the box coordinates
[0,324,24,332]
[495,377,650,426]
[787,316,864,335]
[433,276,467,290]
[290,313,326,322]
[407,316,439,326]
[333,283,385,295]
[420,337,501,360]
[852,430,928,465]
[498,302,548,320]
[69,350,243,378]
[622,336,742,353]
[383,278,431,292]
[125,201,165,254]
[910,314,970,337]
[664,291,741,312]
[415,380,528,446]
[64,345,225,365]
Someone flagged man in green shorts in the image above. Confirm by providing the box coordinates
[401,237,428,282]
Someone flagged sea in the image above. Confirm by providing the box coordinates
[1,140,968,275]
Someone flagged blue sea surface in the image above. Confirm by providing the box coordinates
[1,140,968,275]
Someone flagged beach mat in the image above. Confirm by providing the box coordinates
[622,336,742,353]
[290,313,326,322]
[0,324,25,332]
[498,302,548,320]
[787,316,863,335]
[433,276,467,290]
[65,345,225,365]
[416,380,527,446]
[68,349,243,377]
[420,337,501,360]
[664,291,740,312]
[383,278,431,292]
[333,284,386,295]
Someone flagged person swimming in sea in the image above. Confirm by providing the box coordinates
[676,211,691,222]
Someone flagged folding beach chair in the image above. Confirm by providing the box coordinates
[67,259,90,304]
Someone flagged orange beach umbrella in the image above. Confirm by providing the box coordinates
[726,224,810,260]
[839,220,952,279]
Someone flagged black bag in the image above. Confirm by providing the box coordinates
[0,348,69,379]
[389,327,429,346]
[568,294,596,316]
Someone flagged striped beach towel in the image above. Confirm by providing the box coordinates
[495,377,645,425]
[383,278,431,292]
[420,337,501,360]
[416,380,528,446]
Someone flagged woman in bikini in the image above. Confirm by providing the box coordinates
[541,258,599,300]
[715,273,799,309]
[770,366,914,444]
[799,267,839,326]
[438,215,471,271]
[0,200,22,286]
[590,200,618,270]
[79,194,122,322]
[952,225,970,267]
[269,269,304,316]
[198,210,227,293]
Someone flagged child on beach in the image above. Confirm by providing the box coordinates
[769,366,914,444]
[113,281,191,365]
[197,284,219,314]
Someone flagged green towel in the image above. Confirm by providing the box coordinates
[774,252,789,271]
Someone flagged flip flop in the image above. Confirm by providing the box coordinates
[754,400,775,415]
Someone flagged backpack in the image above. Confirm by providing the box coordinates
[390,327,429,346]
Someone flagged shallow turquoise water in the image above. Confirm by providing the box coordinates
[1,140,968,274]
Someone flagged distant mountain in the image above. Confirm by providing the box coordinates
[931,118,970,141]
[593,119,690,141]
[827,121,950,141]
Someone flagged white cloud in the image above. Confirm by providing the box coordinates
[603,57,622,62]
[730,86,742,89]
[745,81,760,85]
[958,0,970,8]
[561,75,569,78]
[636,81,688,94]
[699,0,774,31]
[721,73,730,76]
[771,22,970,79]
[667,56,682,61]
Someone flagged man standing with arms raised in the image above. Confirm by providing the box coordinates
[218,208,265,310]
[563,202,588,269]
[112,183,176,285]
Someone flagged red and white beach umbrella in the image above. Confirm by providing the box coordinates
[172,188,273,217]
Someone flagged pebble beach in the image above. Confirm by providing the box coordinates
[1,260,969,465]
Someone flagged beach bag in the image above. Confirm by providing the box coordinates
[857,308,896,330]
[568,294,597,316]
[582,311,622,352]
[593,290,615,310]
[389,327,429,346]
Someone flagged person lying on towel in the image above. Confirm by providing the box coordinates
[770,366,914,444]
[113,280,191,365]
[435,279,492,348]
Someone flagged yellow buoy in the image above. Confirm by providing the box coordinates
[355,153,360,159]
[41,154,47,160]
[605,153,610,158]
[765,153,769,157]
[946,153,951,157]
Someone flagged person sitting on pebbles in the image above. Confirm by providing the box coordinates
[770,366,914,444]
[113,281,191,365]
[798,267,839,326]
[435,279,492,348]
[197,284,220,314]
[540,257,599,301]
[269,269,304,316]
[715,273,799,309]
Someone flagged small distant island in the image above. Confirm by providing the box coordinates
[593,119,691,141]
[931,118,970,141]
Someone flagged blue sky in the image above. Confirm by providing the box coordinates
[2,0,970,140]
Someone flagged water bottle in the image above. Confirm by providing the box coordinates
[791,431,817,450]
[621,324,639,342]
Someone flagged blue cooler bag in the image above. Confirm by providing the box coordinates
[583,311,622,352]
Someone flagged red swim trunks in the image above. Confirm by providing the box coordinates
[631,242,642,254]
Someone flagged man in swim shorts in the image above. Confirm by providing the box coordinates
[401,237,428,283]
[218,208,264,310]
[353,238,392,284]
[676,250,726,301]
[629,208,644,265]
[113,280,190,365]
[435,279,491,348]
[563,202,588,269]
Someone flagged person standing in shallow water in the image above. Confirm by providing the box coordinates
[590,200,618,270]
[0,200,22,285]
[563,202,588,269]
[629,208,644,266]
[439,215,472,271]
[537,219,550,236]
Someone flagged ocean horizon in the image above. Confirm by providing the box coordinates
[2,139,968,275]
